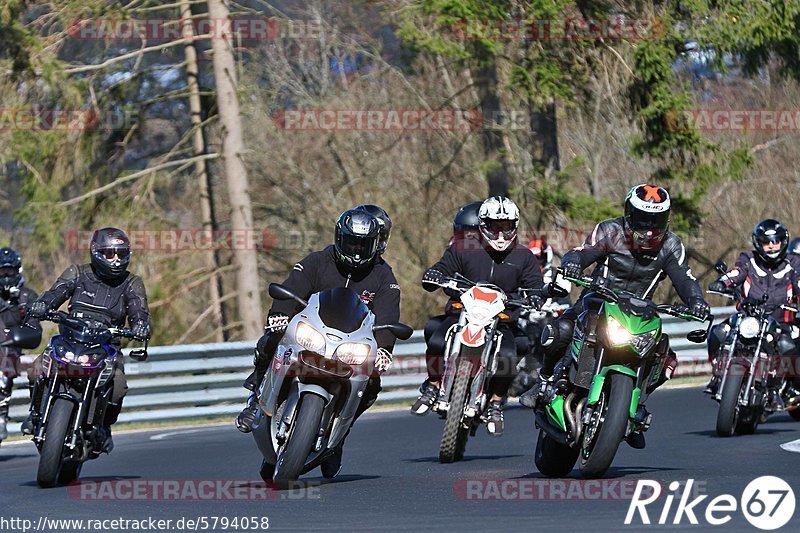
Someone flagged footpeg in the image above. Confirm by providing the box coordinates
[634,406,652,432]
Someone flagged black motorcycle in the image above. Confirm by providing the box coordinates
[28,311,147,487]
[708,261,800,435]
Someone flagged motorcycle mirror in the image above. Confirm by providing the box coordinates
[268,283,308,307]
[714,260,728,275]
[373,322,414,340]
[686,329,708,343]
[0,325,42,349]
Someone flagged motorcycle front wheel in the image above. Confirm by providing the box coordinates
[273,394,325,482]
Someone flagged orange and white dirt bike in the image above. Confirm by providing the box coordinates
[425,273,538,463]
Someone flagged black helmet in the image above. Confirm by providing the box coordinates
[624,184,671,252]
[453,201,483,234]
[90,227,131,280]
[789,237,800,256]
[355,204,392,255]
[752,219,789,266]
[334,210,381,269]
[0,247,23,292]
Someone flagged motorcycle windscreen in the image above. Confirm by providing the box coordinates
[317,287,369,333]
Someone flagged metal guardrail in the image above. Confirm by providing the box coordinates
[4,306,736,436]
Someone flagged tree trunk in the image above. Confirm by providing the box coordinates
[182,0,226,342]
[528,99,560,177]
[207,0,262,339]
[473,58,510,197]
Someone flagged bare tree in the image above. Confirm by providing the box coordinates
[207,0,263,339]
[181,0,226,342]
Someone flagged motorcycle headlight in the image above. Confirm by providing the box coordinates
[739,317,761,339]
[52,342,76,363]
[335,343,371,365]
[606,317,632,346]
[296,322,326,353]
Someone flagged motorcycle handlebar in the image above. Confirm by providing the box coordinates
[36,311,148,342]
[558,268,708,323]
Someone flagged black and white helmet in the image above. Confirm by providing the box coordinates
[90,227,131,281]
[624,184,671,252]
[478,196,519,252]
[0,247,23,293]
[752,219,789,266]
[788,237,800,256]
[355,204,392,255]
[334,210,381,269]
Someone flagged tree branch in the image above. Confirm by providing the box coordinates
[63,36,211,74]
[58,153,219,206]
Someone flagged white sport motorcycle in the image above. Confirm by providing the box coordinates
[251,283,412,482]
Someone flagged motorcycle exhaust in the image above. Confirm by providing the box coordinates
[575,397,587,438]
[564,391,577,438]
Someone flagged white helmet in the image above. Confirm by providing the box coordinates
[478,196,519,252]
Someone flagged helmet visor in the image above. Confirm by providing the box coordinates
[338,233,377,261]
[0,267,17,277]
[97,246,131,263]
[756,233,784,247]
[628,209,669,232]
[482,219,517,240]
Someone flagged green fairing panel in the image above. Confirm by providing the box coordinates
[604,302,661,336]
[546,395,567,431]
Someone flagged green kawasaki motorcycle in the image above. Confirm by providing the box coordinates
[534,270,711,479]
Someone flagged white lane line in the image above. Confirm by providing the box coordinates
[150,428,209,441]
[780,438,800,454]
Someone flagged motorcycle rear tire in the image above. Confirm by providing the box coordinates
[535,430,579,478]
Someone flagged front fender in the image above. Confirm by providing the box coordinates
[587,365,638,412]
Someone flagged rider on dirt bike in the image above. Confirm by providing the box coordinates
[0,247,41,440]
[236,207,400,478]
[705,219,800,405]
[412,196,556,436]
[522,184,710,448]
[22,228,151,451]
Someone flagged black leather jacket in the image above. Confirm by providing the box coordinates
[34,264,150,330]
[270,246,401,351]
[423,240,545,299]
[562,217,704,305]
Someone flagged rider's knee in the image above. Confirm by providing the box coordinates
[541,318,574,354]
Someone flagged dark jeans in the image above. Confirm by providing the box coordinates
[423,314,527,398]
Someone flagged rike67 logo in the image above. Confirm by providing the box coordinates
[625,477,795,530]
